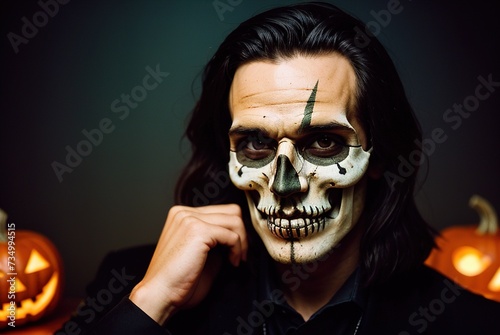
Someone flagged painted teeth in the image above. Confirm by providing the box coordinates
[259,206,330,218]
[266,216,326,239]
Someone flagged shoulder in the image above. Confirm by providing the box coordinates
[85,244,155,295]
[362,265,500,334]
[57,244,156,334]
[93,244,156,272]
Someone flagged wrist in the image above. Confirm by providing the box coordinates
[129,282,176,325]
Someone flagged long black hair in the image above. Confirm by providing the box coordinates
[175,2,435,286]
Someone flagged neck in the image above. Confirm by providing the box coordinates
[274,222,363,321]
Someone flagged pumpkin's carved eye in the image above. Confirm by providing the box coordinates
[25,250,50,274]
[453,246,492,276]
[452,246,500,293]
[490,268,500,292]
[15,278,27,293]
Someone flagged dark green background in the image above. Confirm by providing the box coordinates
[1,0,499,297]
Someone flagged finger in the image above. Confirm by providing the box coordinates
[196,221,243,267]
[169,208,248,260]
[162,212,245,266]
[172,203,242,216]
[193,215,247,266]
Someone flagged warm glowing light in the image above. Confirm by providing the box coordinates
[489,268,500,292]
[452,246,492,276]
[0,272,59,320]
[16,278,27,292]
[25,249,51,274]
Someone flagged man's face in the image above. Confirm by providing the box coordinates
[228,53,371,264]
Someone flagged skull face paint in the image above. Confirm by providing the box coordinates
[228,54,371,264]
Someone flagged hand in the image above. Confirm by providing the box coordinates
[129,204,247,325]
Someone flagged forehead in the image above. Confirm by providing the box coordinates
[229,53,360,140]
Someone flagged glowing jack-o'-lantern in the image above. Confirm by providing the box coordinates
[425,195,500,302]
[0,209,64,328]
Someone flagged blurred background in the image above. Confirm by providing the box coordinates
[1,0,499,297]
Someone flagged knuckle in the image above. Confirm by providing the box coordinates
[228,231,240,244]
[179,215,201,228]
[170,207,194,222]
[168,205,186,217]
[226,203,242,217]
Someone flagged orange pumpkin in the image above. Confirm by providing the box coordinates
[0,209,64,328]
[425,195,500,302]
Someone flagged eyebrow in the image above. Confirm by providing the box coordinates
[298,122,356,135]
[228,122,355,138]
[228,126,270,138]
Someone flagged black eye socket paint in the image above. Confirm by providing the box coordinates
[299,80,319,133]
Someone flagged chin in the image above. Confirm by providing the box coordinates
[246,185,363,264]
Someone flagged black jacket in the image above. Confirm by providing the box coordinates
[56,244,500,335]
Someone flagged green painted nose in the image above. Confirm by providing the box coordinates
[271,154,301,197]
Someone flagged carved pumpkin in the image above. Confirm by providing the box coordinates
[425,195,500,302]
[0,209,64,328]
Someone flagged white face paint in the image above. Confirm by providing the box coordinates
[228,54,371,264]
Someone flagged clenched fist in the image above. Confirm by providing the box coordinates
[129,204,248,325]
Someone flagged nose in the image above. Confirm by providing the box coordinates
[271,154,302,197]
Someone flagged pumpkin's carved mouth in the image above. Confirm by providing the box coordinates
[0,272,59,320]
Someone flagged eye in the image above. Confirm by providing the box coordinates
[235,133,276,167]
[300,134,350,166]
[240,136,275,160]
[305,134,345,158]
[246,138,270,151]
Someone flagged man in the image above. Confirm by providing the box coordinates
[58,2,500,334]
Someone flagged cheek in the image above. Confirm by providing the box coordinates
[323,147,371,188]
[228,151,271,190]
